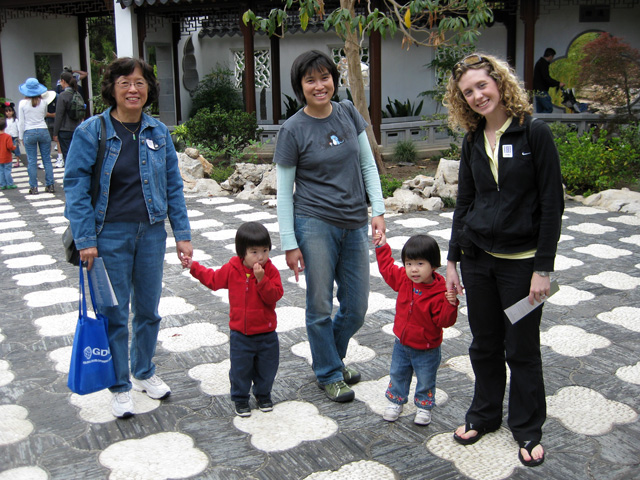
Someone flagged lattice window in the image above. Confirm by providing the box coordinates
[433,45,474,86]
[331,47,369,87]
[233,49,271,89]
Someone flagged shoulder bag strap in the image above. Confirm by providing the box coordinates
[90,115,107,206]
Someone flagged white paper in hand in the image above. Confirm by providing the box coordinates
[504,280,559,324]
[88,257,118,307]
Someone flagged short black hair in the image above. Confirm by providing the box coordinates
[0,117,5,131]
[544,48,556,58]
[401,234,441,268]
[235,222,272,258]
[101,57,159,109]
[290,50,340,105]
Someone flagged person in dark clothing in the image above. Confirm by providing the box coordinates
[444,53,564,468]
[532,48,565,113]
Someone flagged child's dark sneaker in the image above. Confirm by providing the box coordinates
[234,401,251,417]
[257,397,274,412]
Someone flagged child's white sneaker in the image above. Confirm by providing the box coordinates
[414,408,432,425]
[383,403,403,422]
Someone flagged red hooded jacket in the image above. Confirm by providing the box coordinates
[190,256,283,335]
[376,243,458,350]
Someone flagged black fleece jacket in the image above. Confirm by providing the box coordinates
[448,115,564,272]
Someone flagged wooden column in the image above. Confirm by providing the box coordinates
[520,0,539,90]
[137,9,146,60]
[240,11,256,114]
[270,31,281,123]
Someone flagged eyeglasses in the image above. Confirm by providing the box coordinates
[115,80,148,90]
[451,54,486,78]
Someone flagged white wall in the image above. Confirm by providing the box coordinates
[515,4,640,77]
[1,15,81,102]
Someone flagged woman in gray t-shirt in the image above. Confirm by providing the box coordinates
[274,50,385,403]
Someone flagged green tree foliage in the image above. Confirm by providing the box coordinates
[549,32,599,90]
[189,67,244,117]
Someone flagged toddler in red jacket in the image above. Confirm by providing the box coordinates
[182,222,283,417]
[375,232,458,425]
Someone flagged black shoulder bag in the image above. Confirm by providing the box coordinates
[62,115,107,265]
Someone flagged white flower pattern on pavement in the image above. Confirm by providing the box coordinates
[540,325,610,357]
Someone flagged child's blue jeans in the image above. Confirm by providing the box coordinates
[386,339,441,410]
[0,162,13,187]
[229,330,279,403]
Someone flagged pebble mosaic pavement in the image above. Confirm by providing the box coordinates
[0,162,639,480]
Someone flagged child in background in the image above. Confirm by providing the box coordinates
[375,232,458,425]
[0,117,17,189]
[182,222,283,417]
[3,103,21,166]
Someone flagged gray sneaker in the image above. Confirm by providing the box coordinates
[320,380,355,402]
[341,366,361,385]
[111,391,134,418]
[132,374,171,400]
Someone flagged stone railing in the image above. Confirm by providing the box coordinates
[257,112,624,149]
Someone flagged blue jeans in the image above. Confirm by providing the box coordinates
[23,128,53,188]
[295,215,370,384]
[11,137,21,157]
[229,330,279,402]
[58,130,74,159]
[97,221,167,393]
[0,163,13,187]
[386,339,441,409]
[534,92,553,113]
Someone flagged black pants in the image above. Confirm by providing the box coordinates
[229,330,279,402]
[461,249,546,442]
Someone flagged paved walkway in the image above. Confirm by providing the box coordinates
[1,162,639,480]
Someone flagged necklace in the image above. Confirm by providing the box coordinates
[113,113,141,140]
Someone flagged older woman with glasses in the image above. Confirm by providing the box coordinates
[443,54,564,467]
[64,57,192,419]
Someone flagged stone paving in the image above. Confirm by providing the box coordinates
[0,162,639,480]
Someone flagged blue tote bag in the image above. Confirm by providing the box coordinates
[67,264,116,395]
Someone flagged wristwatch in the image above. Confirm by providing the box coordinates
[534,271,550,277]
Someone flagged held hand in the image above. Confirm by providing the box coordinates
[53,136,58,143]
[528,272,551,305]
[176,240,193,264]
[375,231,387,246]
[253,263,265,282]
[181,256,193,269]
[285,248,305,282]
[371,215,386,246]
[79,247,98,270]
[445,290,458,306]
[446,260,464,295]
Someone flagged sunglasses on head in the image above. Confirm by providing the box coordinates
[451,54,486,77]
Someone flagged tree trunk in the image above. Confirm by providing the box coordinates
[340,0,386,173]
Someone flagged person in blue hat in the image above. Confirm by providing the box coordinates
[18,78,56,194]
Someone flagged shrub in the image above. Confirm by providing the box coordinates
[382,97,424,118]
[210,164,236,184]
[393,140,417,163]
[189,67,244,116]
[380,174,402,198]
[184,106,261,159]
[551,123,639,195]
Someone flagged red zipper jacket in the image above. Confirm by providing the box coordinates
[190,256,283,335]
[376,243,458,350]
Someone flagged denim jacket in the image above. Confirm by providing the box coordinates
[64,107,191,250]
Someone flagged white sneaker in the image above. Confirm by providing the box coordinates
[55,159,64,168]
[111,391,134,418]
[37,161,44,169]
[383,403,403,422]
[132,374,171,399]
[414,408,432,425]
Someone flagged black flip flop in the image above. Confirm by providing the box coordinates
[518,440,545,467]
[453,422,489,446]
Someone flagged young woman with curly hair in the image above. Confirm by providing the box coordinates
[443,54,564,467]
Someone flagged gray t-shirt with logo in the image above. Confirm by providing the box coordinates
[273,100,368,229]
